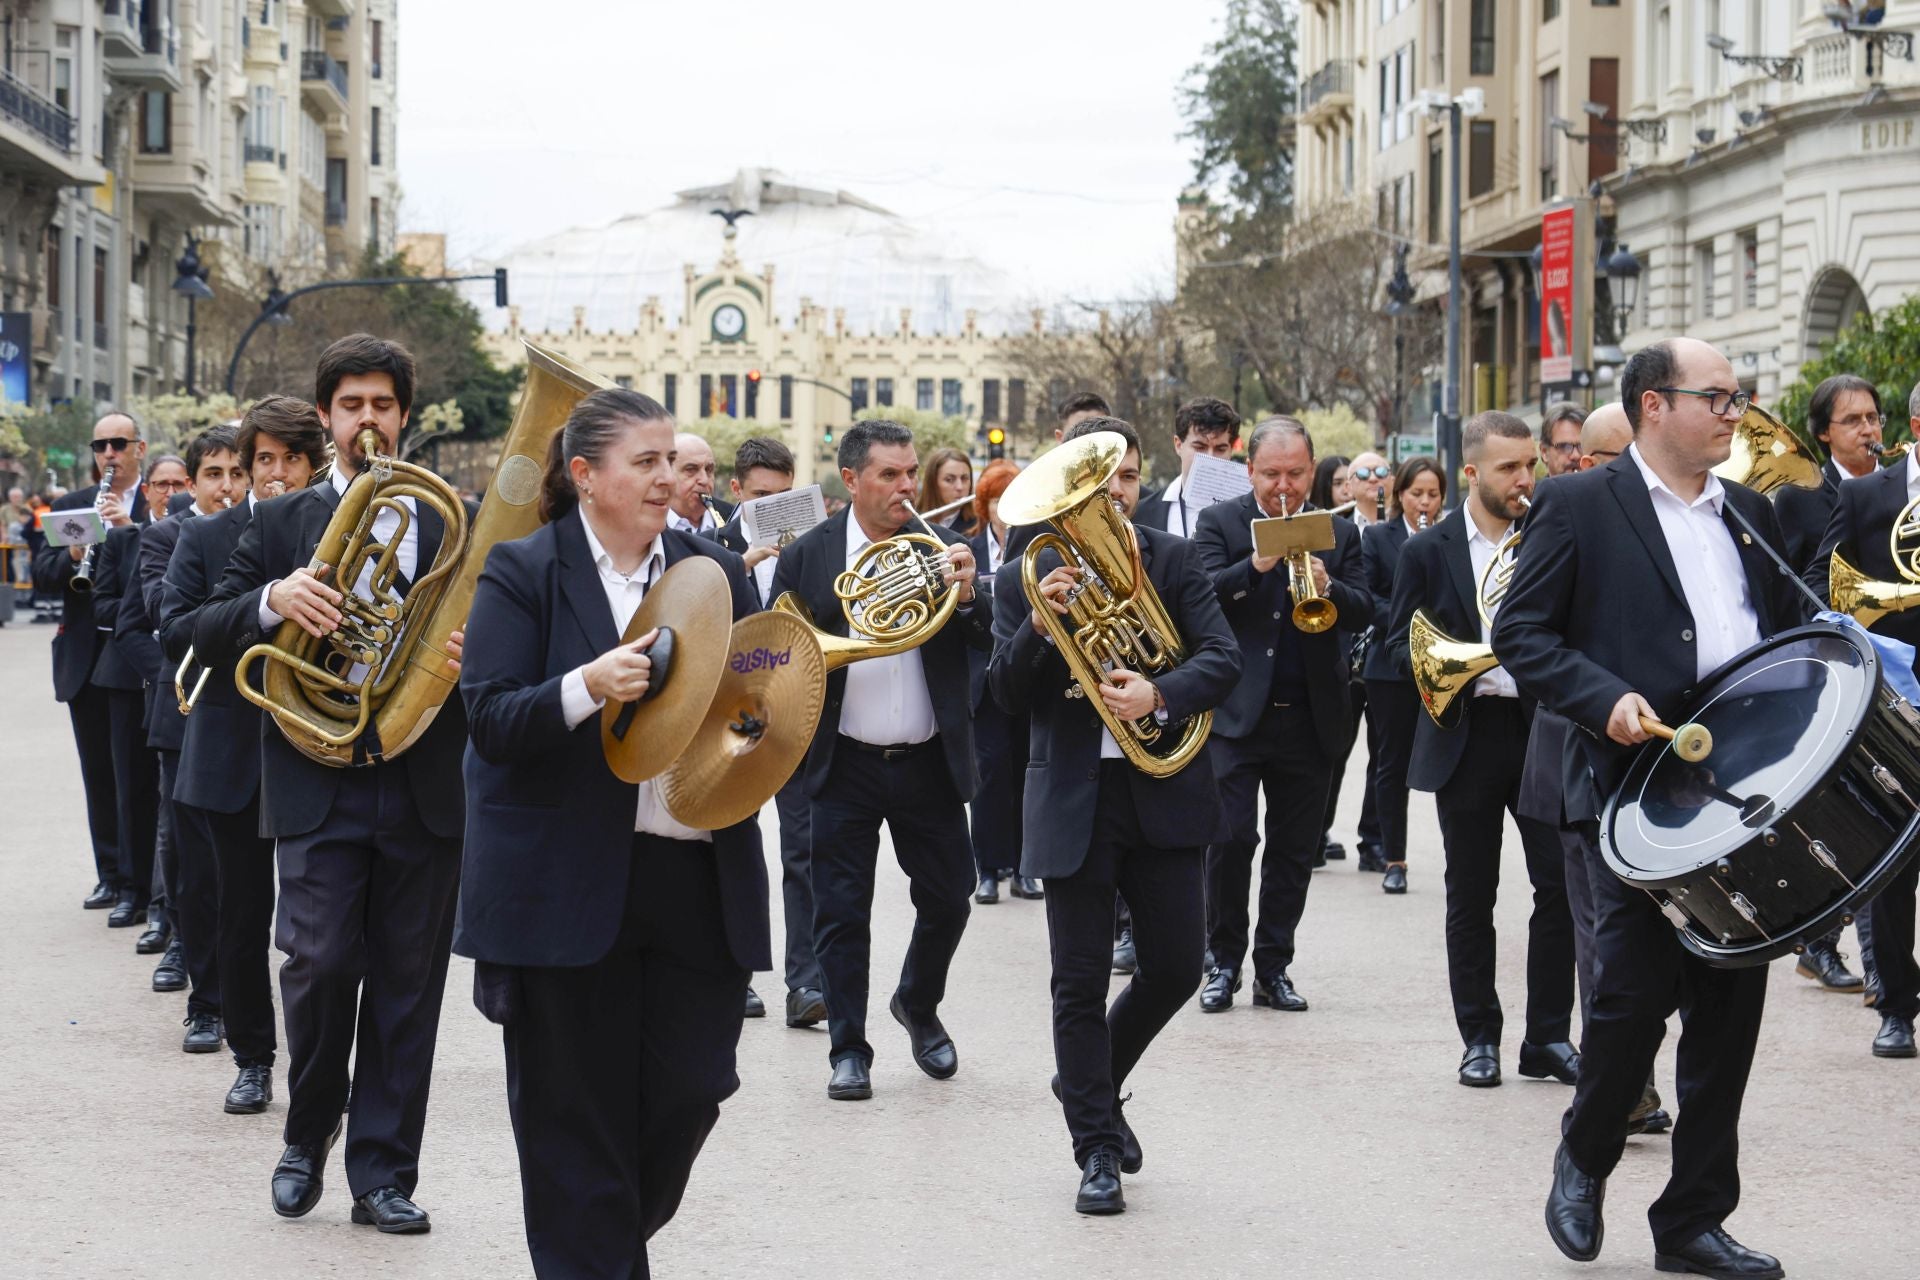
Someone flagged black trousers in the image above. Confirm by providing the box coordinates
[162,752,221,1019]
[809,737,973,1066]
[106,686,159,909]
[504,835,749,1280]
[1206,704,1333,979]
[274,766,460,1197]
[1560,824,1598,1035]
[773,777,821,994]
[152,748,178,932]
[189,796,277,1067]
[1047,762,1203,1165]
[1322,677,1380,849]
[1561,822,1768,1252]
[1364,678,1418,863]
[67,682,119,889]
[1867,854,1919,1020]
[970,697,1028,878]
[1433,699,1574,1047]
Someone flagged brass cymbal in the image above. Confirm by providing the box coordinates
[600,556,732,784]
[661,610,827,830]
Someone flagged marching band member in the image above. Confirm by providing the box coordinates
[1133,397,1240,536]
[990,416,1239,1214]
[1496,338,1805,1280]
[668,431,729,534]
[968,459,1042,905]
[161,397,325,1097]
[1386,412,1575,1088]
[456,387,768,1279]
[1193,418,1370,1015]
[1808,375,1920,1059]
[768,419,990,1102]
[1312,453,1377,866]
[192,337,472,1232]
[1540,402,1588,479]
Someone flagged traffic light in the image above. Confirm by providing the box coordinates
[823,426,834,445]
[987,426,1006,460]
[746,369,761,384]
[744,369,760,418]
[493,267,509,308]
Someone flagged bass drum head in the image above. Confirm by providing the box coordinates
[1605,626,1876,883]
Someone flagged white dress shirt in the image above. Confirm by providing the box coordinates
[669,503,719,537]
[1464,516,1519,699]
[1628,444,1762,681]
[1906,447,1920,502]
[556,509,711,842]
[1158,474,1194,538]
[751,544,778,603]
[257,465,419,631]
[836,515,939,745]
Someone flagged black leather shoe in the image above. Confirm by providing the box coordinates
[351,1186,431,1234]
[83,882,116,909]
[181,1012,223,1054]
[1253,970,1308,1012]
[1009,875,1044,899]
[1544,1141,1605,1262]
[1382,863,1408,894]
[889,992,958,1079]
[1111,927,1137,974]
[1519,1039,1581,1084]
[1873,1013,1917,1058]
[1459,1044,1501,1087]
[151,938,187,992]
[107,893,145,928]
[271,1118,341,1218]
[975,874,1001,904]
[785,987,826,1028]
[225,1064,273,1114]
[135,917,171,954]
[1795,937,1863,991]
[827,1057,872,1101]
[1198,966,1239,1012]
[1051,1074,1143,1175]
[743,986,766,1019]
[1653,1225,1783,1278]
[1323,838,1348,861]
[1356,845,1387,873]
[1075,1149,1125,1215]
[1628,1079,1671,1135]
[1312,842,1327,868]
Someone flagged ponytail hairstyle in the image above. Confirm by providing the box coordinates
[539,388,673,523]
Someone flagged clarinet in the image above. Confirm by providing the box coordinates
[70,462,115,594]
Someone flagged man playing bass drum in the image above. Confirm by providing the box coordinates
[1493,337,1808,1280]
[456,388,768,1279]
[989,416,1240,1216]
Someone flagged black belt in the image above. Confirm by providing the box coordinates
[837,734,937,762]
[1269,685,1308,709]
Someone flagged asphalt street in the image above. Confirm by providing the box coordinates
[0,617,1908,1279]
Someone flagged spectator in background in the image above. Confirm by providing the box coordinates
[920,446,979,537]
[1310,457,1352,513]
[1539,402,1587,478]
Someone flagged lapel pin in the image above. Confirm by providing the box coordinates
[1740,532,1752,546]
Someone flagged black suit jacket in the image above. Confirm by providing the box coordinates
[1132,484,1176,534]
[1192,492,1371,756]
[706,512,748,555]
[1386,506,1523,792]
[114,513,188,750]
[32,483,151,701]
[988,525,1240,877]
[191,481,475,839]
[454,516,770,972]
[161,499,262,813]
[1492,453,1809,819]
[88,523,151,693]
[1808,460,1920,658]
[966,526,1008,713]
[1360,516,1415,682]
[767,507,993,799]
[1775,459,1849,576]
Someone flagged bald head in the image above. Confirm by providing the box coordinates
[670,431,717,523]
[1579,402,1632,469]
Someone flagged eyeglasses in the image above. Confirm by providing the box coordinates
[1350,465,1391,481]
[1656,388,1751,418]
[1548,441,1582,456]
[1832,413,1885,431]
[1589,448,1622,462]
[90,436,138,454]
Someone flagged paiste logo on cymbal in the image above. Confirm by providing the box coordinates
[729,646,793,674]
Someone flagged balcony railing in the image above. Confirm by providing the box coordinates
[0,65,75,153]
[301,50,348,101]
[245,142,277,164]
[1303,59,1354,111]
[103,0,141,45]
[325,197,346,226]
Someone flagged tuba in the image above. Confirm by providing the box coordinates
[238,343,606,765]
[996,430,1211,778]
[771,502,961,672]
[1828,490,1920,626]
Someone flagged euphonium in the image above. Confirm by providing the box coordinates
[1712,401,1824,496]
[996,430,1210,778]
[238,343,606,764]
[771,500,960,673]
[1828,491,1920,625]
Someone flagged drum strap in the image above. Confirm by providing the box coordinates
[1721,501,1831,620]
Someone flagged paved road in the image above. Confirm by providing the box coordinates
[0,618,1907,1279]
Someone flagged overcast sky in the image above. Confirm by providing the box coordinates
[396,0,1227,301]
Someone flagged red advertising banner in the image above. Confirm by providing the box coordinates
[1540,205,1576,386]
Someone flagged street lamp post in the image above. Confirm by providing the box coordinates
[1414,87,1485,507]
[1384,244,1415,446]
[171,237,215,396]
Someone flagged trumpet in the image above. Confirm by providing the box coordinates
[175,646,210,715]
[1255,497,1339,634]
[71,462,115,593]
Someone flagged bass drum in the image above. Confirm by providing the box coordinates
[1602,623,1920,968]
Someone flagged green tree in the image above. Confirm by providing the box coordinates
[0,399,99,490]
[1180,0,1299,220]
[854,405,973,455]
[1777,295,1920,449]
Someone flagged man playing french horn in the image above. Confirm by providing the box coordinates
[989,417,1239,1215]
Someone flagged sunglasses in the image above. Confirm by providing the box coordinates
[91,436,139,453]
[1350,465,1391,481]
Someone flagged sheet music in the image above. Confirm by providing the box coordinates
[1182,452,1252,509]
[740,484,828,549]
[41,509,104,547]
